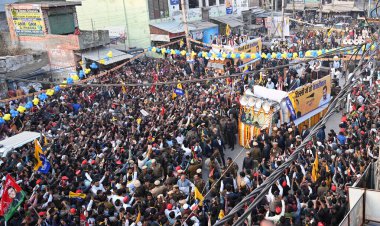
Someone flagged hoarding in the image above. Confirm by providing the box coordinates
[286,76,331,120]
[226,0,233,14]
[11,9,44,36]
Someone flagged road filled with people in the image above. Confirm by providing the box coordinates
[0,28,379,226]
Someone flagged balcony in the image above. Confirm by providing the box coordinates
[77,30,110,50]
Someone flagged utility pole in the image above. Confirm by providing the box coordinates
[270,0,274,38]
[122,0,130,50]
[180,0,193,71]
[282,0,285,39]
[275,0,278,12]
[293,0,295,18]
[319,0,322,22]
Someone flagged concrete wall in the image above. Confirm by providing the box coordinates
[0,54,33,73]
[72,0,151,48]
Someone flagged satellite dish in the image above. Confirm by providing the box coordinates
[254,99,262,111]
[245,88,254,96]
[248,97,256,107]
[239,96,248,106]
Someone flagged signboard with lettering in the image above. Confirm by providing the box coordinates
[11,9,44,36]
[286,76,331,120]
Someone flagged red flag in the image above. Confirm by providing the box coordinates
[0,174,26,221]
[160,106,165,116]
[150,85,156,93]
[153,73,158,82]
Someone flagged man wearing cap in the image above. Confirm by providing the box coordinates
[150,180,167,197]
[150,159,164,180]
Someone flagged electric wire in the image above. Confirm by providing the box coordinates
[214,38,379,225]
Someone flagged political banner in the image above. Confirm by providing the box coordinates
[226,0,233,14]
[287,76,331,119]
[0,175,26,222]
[10,9,44,36]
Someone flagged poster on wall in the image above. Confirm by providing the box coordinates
[226,0,233,14]
[286,76,331,120]
[11,9,44,36]
[170,0,180,5]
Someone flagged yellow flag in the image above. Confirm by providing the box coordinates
[244,65,249,72]
[311,151,319,182]
[177,83,183,90]
[194,187,204,206]
[180,39,185,47]
[226,24,231,36]
[69,191,86,199]
[44,135,48,146]
[34,139,43,171]
[327,28,333,37]
[135,211,141,223]
[218,210,225,219]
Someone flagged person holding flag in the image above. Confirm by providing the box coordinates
[33,139,51,174]
[226,24,231,36]
[311,150,319,182]
[0,174,26,223]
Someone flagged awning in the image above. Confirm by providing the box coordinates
[294,104,328,126]
[322,2,364,13]
[285,4,305,11]
[150,21,185,34]
[211,15,244,28]
[188,21,218,31]
[79,47,132,65]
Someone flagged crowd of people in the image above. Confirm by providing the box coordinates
[0,26,379,226]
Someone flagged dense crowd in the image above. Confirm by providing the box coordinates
[0,29,379,226]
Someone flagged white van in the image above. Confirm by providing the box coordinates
[0,131,41,157]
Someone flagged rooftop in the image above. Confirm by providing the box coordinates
[9,1,81,8]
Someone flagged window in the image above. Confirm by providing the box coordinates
[48,14,75,35]
[179,0,199,9]
[189,0,199,8]
[209,0,216,5]
[148,0,169,20]
[220,0,225,4]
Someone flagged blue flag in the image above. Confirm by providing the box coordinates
[174,88,185,96]
[285,97,297,120]
[38,154,51,174]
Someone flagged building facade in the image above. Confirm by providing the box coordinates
[5,1,110,80]
[72,0,151,49]
[72,0,256,49]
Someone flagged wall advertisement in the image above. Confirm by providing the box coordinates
[226,0,233,14]
[11,9,44,36]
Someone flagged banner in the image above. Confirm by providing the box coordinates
[69,192,86,199]
[0,175,26,221]
[226,0,233,14]
[287,76,331,119]
[10,9,44,36]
